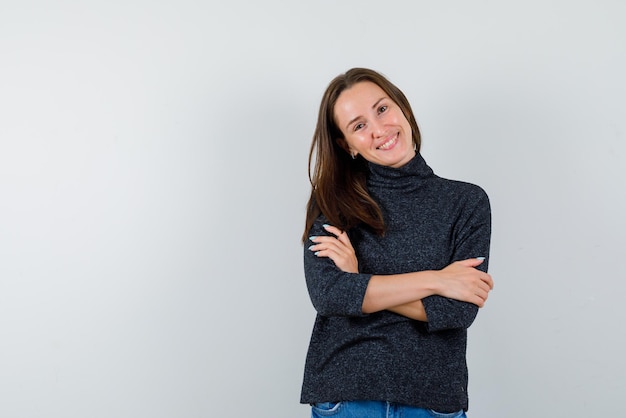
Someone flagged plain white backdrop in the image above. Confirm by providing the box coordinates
[1,1,625,417]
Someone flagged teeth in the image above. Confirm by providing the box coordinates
[377,135,396,150]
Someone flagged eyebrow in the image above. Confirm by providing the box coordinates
[345,97,387,130]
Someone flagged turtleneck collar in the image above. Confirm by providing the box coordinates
[366,153,435,190]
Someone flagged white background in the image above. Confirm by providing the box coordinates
[1,1,625,417]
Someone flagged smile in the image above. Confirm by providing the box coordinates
[377,134,398,150]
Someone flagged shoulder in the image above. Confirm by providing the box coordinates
[435,176,489,203]
[431,177,491,221]
[308,213,330,236]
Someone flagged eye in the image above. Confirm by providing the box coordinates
[378,105,388,114]
[354,122,365,131]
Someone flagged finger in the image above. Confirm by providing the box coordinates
[334,231,354,249]
[480,282,492,296]
[321,224,343,236]
[314,246,353,265]
[473,288,490,307]
[310,239,355,261]
[477,277,494,295]
[311,234,342,243]
[315,248,348,261]
[475,285,490,300]
[308,235,340,250]
[310,236,347,251]
[476,292,489,308]
[465,290,484,307]
[457,257,486,268]
[322,224,353,246]
[479,273,494,289]
[312,236,356,257]
[309,240,350,258]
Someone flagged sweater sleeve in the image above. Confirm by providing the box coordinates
[303,217,372,317]
[422,185,492,332]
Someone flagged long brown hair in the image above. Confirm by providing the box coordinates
[302,68,422,242]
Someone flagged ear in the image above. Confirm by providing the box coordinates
[336,137,356,158]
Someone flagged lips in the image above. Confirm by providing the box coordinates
[376,133,398,150]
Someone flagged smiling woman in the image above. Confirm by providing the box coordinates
[300,68,493,418]
[334,81,415,168]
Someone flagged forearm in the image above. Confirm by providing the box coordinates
[362,258,492,324]
[361,271,438,314]
[387,300,428,321]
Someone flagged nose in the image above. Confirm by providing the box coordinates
[370,119,385,138]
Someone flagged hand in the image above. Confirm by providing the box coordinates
[308,224,359,273]
[434,258,494,307]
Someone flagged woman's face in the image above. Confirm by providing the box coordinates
[333,81,415,168]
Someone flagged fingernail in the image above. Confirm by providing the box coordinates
[309,236,318,241]
[314,251,320,256]
[308,245,315,251]
[322,224,330,228]
[476,257,486,260]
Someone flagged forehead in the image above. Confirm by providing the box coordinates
[335,81,387,115]
[334,81,388,123]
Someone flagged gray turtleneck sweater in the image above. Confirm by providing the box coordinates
[300,153,491,413]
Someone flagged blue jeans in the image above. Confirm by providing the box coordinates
[311,401,466,418]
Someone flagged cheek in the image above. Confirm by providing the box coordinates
[347,135,368,149]
[399,115,412,134]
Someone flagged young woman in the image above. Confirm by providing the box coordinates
[300,68,494,418]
